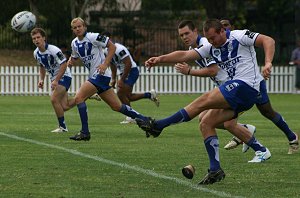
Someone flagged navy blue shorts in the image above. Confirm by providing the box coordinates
[58,76,72,91]
[88,74,112,94]
[121,67,139,87]
[219,80,259,115]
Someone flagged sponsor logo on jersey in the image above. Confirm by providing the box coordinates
[82,54,95,63]
[56,51,65,61]
[213,49,221,57]
[96,35,107,43]
[218,56,241,69]
[119,50,126,57]
[245,30,256,39]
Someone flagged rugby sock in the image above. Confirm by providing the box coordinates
[204,136,220,171]
[58,116,66,129]
[246,136,266,152]
[155,109,191,130]
[271,112,296,141]
[120,104,147,120]
[144,92,151,99]
[77,102,89,134]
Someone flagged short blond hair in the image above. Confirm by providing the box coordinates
[70,17,86,27]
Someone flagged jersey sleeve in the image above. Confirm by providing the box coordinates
[70,40,79,59]
[204,56,216,66]
[234,29,259,46]
[194,43,211,59]
[115,44,130,61]
[51,45,66,65]
[90,33,109,48]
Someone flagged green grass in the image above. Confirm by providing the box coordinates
[0,94,299,198]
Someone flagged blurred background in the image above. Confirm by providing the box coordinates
[0,0,299,65]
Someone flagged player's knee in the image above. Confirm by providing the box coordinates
[199,118,211,133]
[50,96,58,104]
[74,95,85,104]
[198,114,203,123]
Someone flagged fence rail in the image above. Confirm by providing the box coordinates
[0,65,297,95]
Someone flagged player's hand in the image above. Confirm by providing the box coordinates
[38,80,44,89]
[262,62,272,80]
[67,57,73,67]
[97,64,108,75]
[110,79,116,89]
[175,62,190,75]
[51,80,58,91]
[145,57,160,71]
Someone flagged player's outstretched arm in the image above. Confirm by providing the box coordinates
[145,50,200,70]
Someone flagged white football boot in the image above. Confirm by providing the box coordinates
[51,126,68,133]
[120,116,136,124]
[248,148,271,163]
[288,133,299,154]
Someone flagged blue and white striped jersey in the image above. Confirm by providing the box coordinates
[71,32,110,79]
[195,30,264,91]
[104,43,137,74]
[33,43,71,81]
[190,35,228,86]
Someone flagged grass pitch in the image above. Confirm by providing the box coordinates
[0,94,299,198]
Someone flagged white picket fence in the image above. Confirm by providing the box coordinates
[0,65,297,95]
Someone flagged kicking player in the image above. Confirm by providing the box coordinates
[137,19,275,184]
[175,20,256,152]
[102,31,159,124]
[68,17,148,141]
[31,27,75,133]
[220,19,298,154]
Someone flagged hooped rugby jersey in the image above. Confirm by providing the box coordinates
[195,30,264,91]
[104,43,138,74]
[71,32,110,79]
[190,35,228,86]
[34,43,71,81]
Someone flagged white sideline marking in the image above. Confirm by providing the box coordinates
[0,132,244,198]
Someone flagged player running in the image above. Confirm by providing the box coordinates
[31,27,75,133]
[102,32,159,124]
[68,17,148,141]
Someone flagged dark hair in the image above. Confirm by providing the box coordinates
[203,19,223,33]
[30,27,46,38]
[101,31,111,37]
[178,20,196,30]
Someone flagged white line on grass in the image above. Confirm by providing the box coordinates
[0,132,244,198]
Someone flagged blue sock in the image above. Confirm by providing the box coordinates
[144,92,151,99]
[120,104,147,120]
[246,136,266,152]
[77,102,89,134]
[271,113,296,141]
[155,109,191,130]
[58,116,66,129]
[204,136,220,171]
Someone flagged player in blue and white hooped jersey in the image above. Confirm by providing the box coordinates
[31,28,76,133]
[68,17,148,141]
[139,19,279,184]
[101,32,159,124]
[175,20,256,152]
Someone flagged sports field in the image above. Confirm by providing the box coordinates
[0,94,299,198]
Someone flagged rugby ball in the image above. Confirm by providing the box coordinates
[11,11,36,33]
